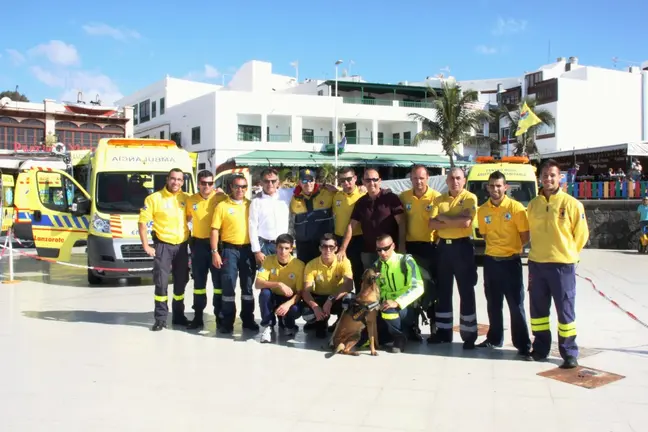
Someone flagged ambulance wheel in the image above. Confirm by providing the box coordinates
[88,269,102,285]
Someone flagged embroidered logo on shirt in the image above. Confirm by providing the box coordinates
[289,273,295,279]
[193,204,198,211]
[405,203,412,211]
[581,213,586,219]
[228,208,235,215]
[425,204,432,212]
[271,268,277,275]
[319,200,324,206]
[504,212,512,221]
[485,215,492,224]
[336,200,341,207]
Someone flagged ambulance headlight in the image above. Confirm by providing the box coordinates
[92,214,111,233]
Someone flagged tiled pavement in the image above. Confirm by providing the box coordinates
[1,249,647,431]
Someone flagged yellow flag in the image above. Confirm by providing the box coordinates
[515,102,542,136]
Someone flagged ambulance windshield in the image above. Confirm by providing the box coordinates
[468,180,537,207]
[96,172,192,213]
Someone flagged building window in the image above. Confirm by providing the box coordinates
[238,124,261,141]
[159,131,165,139]
[302,128,314,143]
[525,72,543,89]
[139,99,151,123]
[191,127,201,145]
[0,117,46,150]
[378,132,384,146]
[198,163,206,170]
[403,131,412,146]
[392,133,400,146]
[133,105,138,125]
[160,97,165,115]
[55,121,124,150]
[140,135,150,139]
[317,90,324,96]
[500,87,521,107]
[152,101,157,118]
[170,132,181,147]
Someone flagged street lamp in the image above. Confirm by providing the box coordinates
[334,60,343,178]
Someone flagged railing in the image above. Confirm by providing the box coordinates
[378,138,413,146]
[400,101,434,109]
[565,181,648,199]
[238,132,261,141]
[341,97,433,109]
[268,134,291,143]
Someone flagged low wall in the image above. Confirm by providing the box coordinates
[583,200,642,250]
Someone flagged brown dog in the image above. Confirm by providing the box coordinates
[330,268,381,356]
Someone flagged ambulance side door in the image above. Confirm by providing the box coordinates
[30,168,91,262]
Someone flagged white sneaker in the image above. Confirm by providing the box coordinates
[260,325,272,343]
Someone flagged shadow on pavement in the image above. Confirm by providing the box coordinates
[22,310,153,329]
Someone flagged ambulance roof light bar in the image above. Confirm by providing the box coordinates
[475,156,530,164]
[105,138,178,148]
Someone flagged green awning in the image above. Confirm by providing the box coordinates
[226,150,464,169]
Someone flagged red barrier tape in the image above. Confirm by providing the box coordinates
[0,243,153,273]
[577,274,648,330]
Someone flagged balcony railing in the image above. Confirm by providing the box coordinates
[238,132,261,141]
[342,97,433,109]
[378,138,414,146]
[268,134,291,143]
[400,101,434,109]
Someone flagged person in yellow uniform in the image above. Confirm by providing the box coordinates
[333,167,365,293]
[210,175,258,334]
[138,168,191,332]
[185,170,227,330]
[301,233,354,339]
[255,233,305,343]
[527,159,589,369]
[427,167,479,349]
[476,171,532,359]
[400,164,441,340]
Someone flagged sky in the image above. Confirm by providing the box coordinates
[0,0,646,106]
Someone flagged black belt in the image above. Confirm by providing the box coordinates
[191,237,210,243]
[259,237,276,244]
[439,237,471,245]
[222,242,251,249]
[488,254,521,261]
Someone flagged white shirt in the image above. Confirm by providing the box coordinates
[249,188,293,252]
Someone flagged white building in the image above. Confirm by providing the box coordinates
[450,56,648,157]
[116,61,460,173]
[0,96,134,153]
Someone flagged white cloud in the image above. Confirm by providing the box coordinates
[82,23,141,41]
[492,17,528,35]
[29,40,80,66]
[30,67,123,106]
[5,49,26,66]
[184,64,221,81]
[475,45,498,55]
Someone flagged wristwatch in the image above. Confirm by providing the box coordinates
[327,295,336,302]
[211,249,219,255]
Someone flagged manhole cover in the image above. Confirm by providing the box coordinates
[453,324,489,336]
[538,366,625,389]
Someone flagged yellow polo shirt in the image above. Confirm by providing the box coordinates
[211,197,251,245]
[138,187,190,245]
[333,187,365,237]
[478,196,529,257]
[400,187,441,242]
[304,256,353,296]
[256,255,305,295]
[431,189,478,240]
[527,190,589,264]
[186,191,227,239]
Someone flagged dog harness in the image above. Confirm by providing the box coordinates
[349,300,381,324]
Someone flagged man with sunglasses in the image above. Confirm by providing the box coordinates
[138,168,191,331]
[210,175,258,334]
[185,170,227,329]
[332,167,365,294]
[249,168,293,268]
[290,168,335,264]
[301,233,354,339]
[373,234,424,354]
[338,168,405,271]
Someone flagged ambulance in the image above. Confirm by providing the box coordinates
[23,138,196,284]
[466,156,538,256]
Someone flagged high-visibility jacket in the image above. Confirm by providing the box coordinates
[374,253,424,309]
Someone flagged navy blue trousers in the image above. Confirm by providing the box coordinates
[220,243,256,329]
[528,261,578,360]
[191,238,220,315]
[258,288,301,328]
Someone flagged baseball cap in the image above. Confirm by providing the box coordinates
[299,169,315,182]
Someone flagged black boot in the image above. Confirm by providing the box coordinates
[560,356,579,369]
[390,336,407,354]
[172,315,190,326]
[187,312,204,330]
[151,320,166,331]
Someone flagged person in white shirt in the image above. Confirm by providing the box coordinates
[249,168,293,267]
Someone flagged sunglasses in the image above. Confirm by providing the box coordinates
[301,179,315,184]
[376,243,393,252]
[363,178,380,183]
[338,176,354,183]
[320,244,336,250]
[232,185,248,190]
[200,181,214,186]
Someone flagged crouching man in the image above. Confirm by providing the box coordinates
[255,234,305,343]
[373,234,425,354]
[301,233,354,339]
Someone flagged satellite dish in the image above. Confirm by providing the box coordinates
[0,97,11,107]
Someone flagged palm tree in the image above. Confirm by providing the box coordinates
[495,97,555,157]
[317,163,336,184]
[409,82,494,167]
